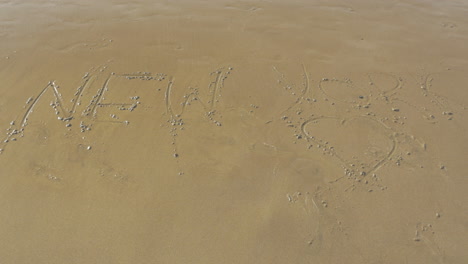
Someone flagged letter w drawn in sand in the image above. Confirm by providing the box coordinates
[165,67,232,125]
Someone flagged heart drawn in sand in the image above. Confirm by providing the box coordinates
[301,116,396,174]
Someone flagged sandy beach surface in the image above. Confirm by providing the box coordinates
[1,0,467,263]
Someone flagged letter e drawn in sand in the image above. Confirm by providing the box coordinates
[84,72,167,123]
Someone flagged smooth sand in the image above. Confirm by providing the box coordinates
[0,0,467,263]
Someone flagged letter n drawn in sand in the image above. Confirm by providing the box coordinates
[0,69,96,154]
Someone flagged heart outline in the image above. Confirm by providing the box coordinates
[301,115,397,175]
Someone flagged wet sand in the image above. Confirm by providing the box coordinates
[1,0,468,263]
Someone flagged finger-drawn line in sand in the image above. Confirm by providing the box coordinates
[300,116,397,176]
[317,72,403,106]
[0,65,106,154]
[82,72,166,123]
[164,68,231,123]
[368,73,443,124]
[368,72,403,97]
[287,189,351,257]
[273,67,400,177]
[0,68,164,154]
[286,191,323,252]
[19,71,97,128]
[163,67,232,174]
[273,64,310,115]
[414,223,445,263]
[303,192,324,251]
[370,72,466,125]
[318,78,370,105]
[0,66,232,158]
[419,73,468,113]
[276,68,448,185]
[87,76,111,117]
